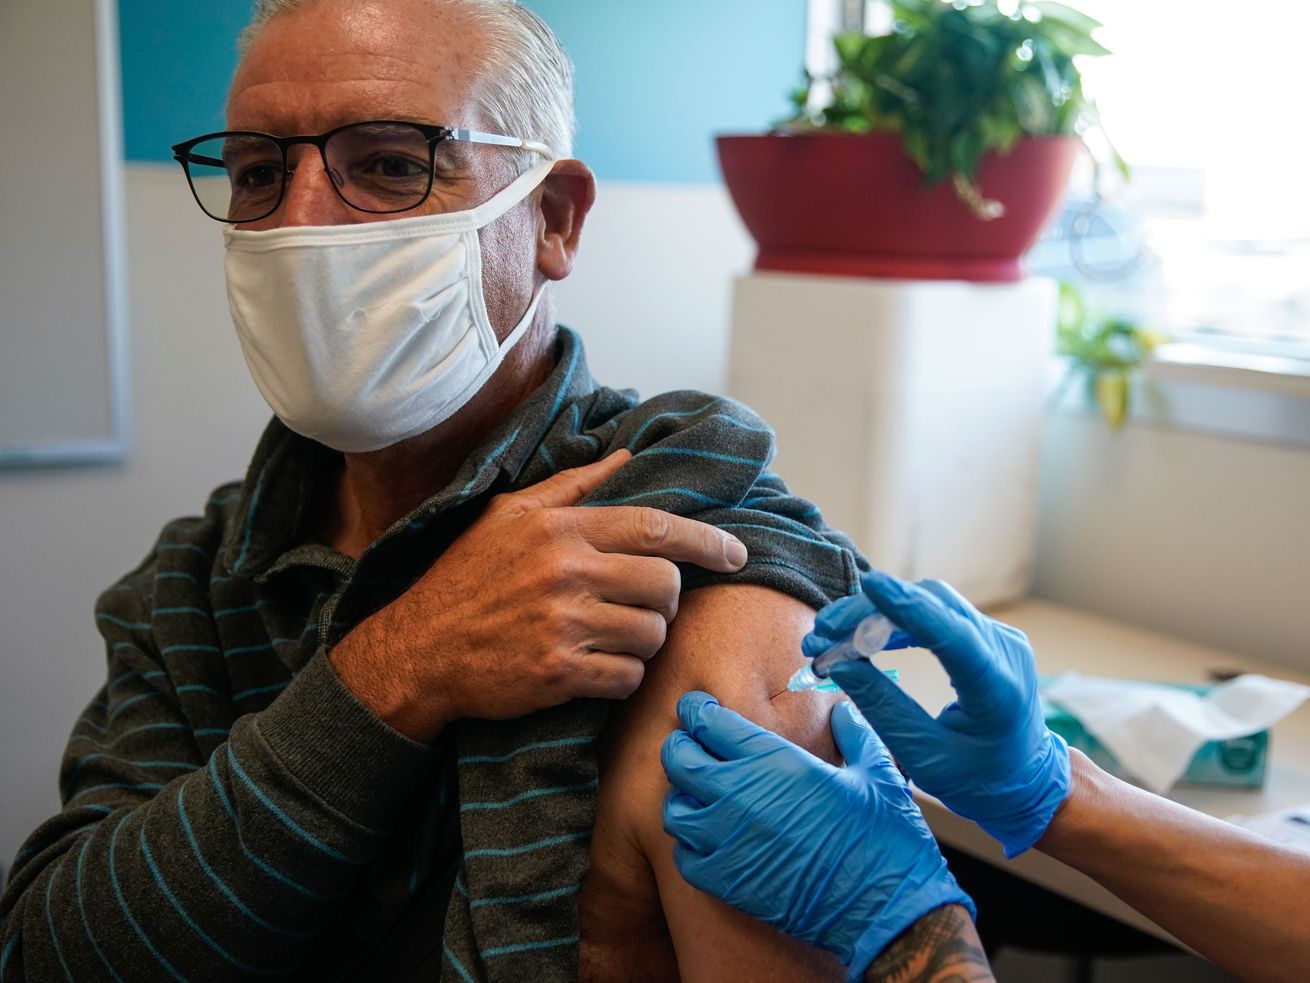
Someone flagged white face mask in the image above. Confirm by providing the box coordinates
[222,157,556,453]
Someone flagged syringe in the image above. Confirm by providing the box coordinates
[788,613,899,693]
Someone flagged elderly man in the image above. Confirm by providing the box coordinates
[0,1,959,981]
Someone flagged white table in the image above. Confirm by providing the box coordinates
[897,599,1310,946]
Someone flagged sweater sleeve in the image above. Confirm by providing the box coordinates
[0,641,436,982]
[586,390,867,610]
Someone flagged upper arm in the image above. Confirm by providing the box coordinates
[592,583,846,981]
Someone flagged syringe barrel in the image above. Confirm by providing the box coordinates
[810,615,894,679]
[853,614,895,655]
[811,637,860,679]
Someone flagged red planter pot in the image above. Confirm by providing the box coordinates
[716,132,1078,283]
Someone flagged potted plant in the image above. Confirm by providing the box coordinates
[717,0,1120,282]
[1054,282,1167,429]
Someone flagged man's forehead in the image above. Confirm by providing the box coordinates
[227,0,488,133]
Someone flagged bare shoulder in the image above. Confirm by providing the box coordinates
[619,583,840,766]
[579,583,844,983]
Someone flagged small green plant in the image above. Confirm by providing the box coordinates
[783,0,1124,217]
[1055,281,1165,429]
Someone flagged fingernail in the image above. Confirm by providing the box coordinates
[723,535,748,568]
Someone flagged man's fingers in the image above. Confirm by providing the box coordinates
[576,507,747,573]
[584,603,668,661]
[589,554,681,622]
[675,692,793,762]
[568,651,646,700]
[506,450,633,511]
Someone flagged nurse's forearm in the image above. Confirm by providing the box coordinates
[1037,749,1310,983]
[863,904,994,983]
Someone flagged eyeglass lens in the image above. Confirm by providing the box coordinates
[183,122,435,222]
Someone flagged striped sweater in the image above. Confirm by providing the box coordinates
[0,327,864,981]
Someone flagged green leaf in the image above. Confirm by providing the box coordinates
[902,127,933,173]
[948,129,987,178]
[786,81,810,115]
[1029,1,1103,37]
[793,0,1111,211]
[1007,73,1057,133]
[1094,371,1130,430]
[833,32,866,71]
[883,36,929,82]
[980,112,1023,154]
[1029,41,1069,104]
[890,0,934,31]
[1057,280,1086,336]
[1035,20,1112,57]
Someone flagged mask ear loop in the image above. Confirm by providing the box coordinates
[450,156,556,424]
[462,152,557,370]
[485,149,558,349]
[497,282,549,354]
[464,155,559,233]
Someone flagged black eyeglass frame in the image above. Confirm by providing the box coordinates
[171,119,552,224]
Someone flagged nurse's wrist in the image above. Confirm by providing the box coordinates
[1034,747,1096,852]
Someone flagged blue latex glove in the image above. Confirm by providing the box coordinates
[806,569,1070,858]
[662,692,974,982]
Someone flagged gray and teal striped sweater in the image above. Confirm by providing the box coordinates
[0,327,864,981]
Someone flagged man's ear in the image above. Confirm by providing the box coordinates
[536,159,597,281]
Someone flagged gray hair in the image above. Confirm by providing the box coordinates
[237,0,576,165]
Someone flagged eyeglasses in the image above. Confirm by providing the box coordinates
[171,120,552,224]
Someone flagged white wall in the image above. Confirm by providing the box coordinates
[1036,412,1310,671]
[550,181,754,396]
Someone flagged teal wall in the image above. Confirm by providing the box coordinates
[119,0,807,184]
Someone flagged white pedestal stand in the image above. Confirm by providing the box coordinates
[728,272,1056,607]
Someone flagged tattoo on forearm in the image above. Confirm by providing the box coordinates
[864,905,994,983]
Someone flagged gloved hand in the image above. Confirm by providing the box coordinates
[662,692,974,982]
[807,569,1070,857]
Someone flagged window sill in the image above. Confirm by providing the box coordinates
[1149,343,1310,400]
[1049,349,1310,451]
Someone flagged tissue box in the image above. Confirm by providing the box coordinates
[1039,684,1269,789]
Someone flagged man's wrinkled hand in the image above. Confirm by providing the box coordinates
[331,451,748,742]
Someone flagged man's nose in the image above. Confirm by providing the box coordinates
[265,153,355,229]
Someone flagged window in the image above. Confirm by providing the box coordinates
[1071,0,1310,358]
[806,0,1310,365]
